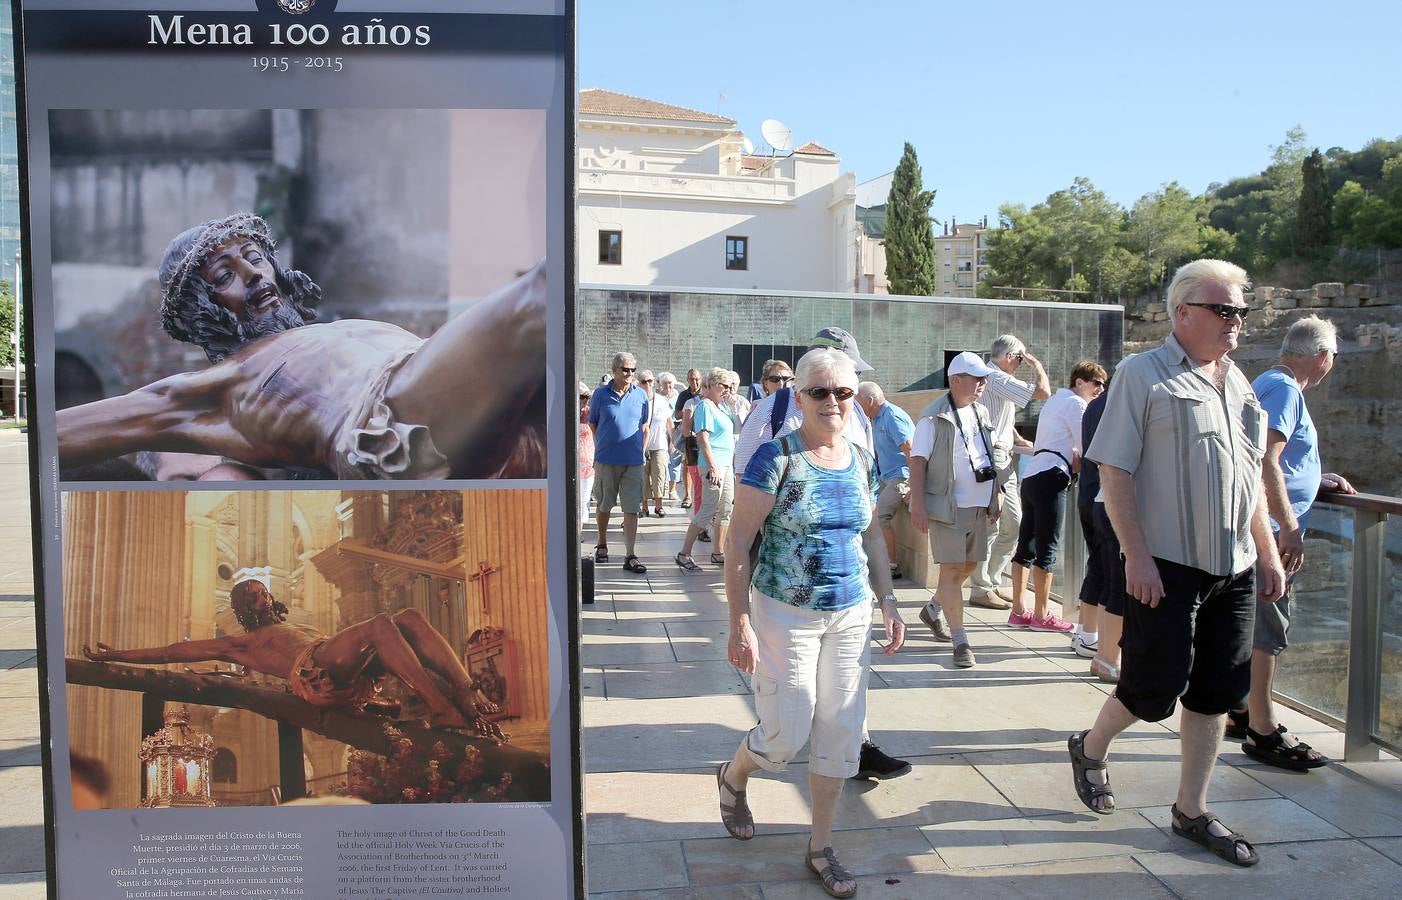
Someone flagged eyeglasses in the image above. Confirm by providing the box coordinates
[618,367,636,374]
[641,378,654,383]
[801,386,856,402]
[1092,379,1106,389]
[765,374,794,384]
[1186,303,1248,321]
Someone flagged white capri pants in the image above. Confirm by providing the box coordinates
[743,589,873,779]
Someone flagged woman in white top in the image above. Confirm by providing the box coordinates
[1007,360,1107,633]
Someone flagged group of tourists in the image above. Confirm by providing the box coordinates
[579,258,1354,896]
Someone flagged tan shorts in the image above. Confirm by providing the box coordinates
[595,462,644,516]
[928,506,991,564]
[875,477,910,527]
[644,449,669,497]
[692,466,734,527]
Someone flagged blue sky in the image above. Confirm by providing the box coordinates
[580,0,1401,225]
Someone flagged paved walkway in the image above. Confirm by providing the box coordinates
[581,504,1402,898]
[0,429,42,899]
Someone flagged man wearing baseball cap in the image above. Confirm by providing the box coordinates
[907,351,1005,668]
[732,326,911,782]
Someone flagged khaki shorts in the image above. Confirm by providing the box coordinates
[928,506,991,564]
[594,462,644,516]
[644,449,668,497]
[692,466,734,528]
[875,477,910,527]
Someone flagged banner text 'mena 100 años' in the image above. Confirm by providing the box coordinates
[148,15,432,47]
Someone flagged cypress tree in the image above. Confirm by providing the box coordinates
[885,143,937,295]
[1295,148,1332,252]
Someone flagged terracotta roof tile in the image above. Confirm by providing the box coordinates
[794,141,836,156]
[579,88,735,126]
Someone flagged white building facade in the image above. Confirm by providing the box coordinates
[577,89,859,292]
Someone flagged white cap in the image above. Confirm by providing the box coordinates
[947,351,997,378]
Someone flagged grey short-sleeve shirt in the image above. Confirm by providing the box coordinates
[1086,333,1267,577]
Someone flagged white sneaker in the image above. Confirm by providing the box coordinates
[1071,632,1099,658]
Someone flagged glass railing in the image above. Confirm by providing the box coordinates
[1058,489,1399,761]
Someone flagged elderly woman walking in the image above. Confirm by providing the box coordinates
[1007,360,1107,633]
[716,348,906,898]
[675,368,737,571]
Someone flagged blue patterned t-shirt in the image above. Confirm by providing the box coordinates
[741,432,880,612]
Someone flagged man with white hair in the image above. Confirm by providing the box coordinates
[966,334,1050,611]
[589,351,650,573]
[857,382,915,581]
[1225,315,1355,770]
[1070,259,1285,868]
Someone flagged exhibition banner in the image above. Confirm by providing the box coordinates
[13,1,581,896]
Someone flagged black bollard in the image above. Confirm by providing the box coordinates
[581,557,595,605]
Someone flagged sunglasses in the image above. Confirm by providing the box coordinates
[641,378,654,383]
[801,386,856,402]
[1186,303,1248,321]
[618,367,636,373]
[1092,379,1106,389]
[765,374,794,384]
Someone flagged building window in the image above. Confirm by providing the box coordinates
[598,230,622,265]
[725,235,749,270]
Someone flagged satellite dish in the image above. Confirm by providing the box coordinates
[760,119,792,154]
[741,136,755,156]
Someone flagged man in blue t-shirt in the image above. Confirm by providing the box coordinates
[589,351,651,574]
[857,382,915,580]
[1233,316,1355,771]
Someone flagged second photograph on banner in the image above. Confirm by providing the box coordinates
[62,487,551,810]
[51,108,547,482]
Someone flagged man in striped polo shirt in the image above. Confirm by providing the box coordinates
[1067,259,1285,868]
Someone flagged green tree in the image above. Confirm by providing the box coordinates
[1127,183,1202,293]
[1042,177,1123,291]
[980,203,1056,297]
[884,142,937,295]
[0,281,15,368]
[1294,148,1332,252]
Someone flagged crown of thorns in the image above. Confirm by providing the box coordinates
[160,213,277,308]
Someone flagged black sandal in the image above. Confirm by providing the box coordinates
[1171,804,1260,867]
[1068,730,1114,815]
[1242,723,1328,771]
[716,762,754,841]
[1224,708,1250,740]
[623,555,647,574]
[709,553,725,565]
[804,846,857,899]
[593,544,608,563]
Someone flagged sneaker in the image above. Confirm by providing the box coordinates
[995,586,1015,602]
[1030,613,1075,633]
[952,642,977,668]
[918,605,952,642]
[851,740,911,781]
[969,590,1012,610]
[1006,609,1033,629]
[1090,658,1121,684]
[1071,632,1099,658]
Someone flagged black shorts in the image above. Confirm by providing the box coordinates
[1115,557,1255,722]
[1079,501,1126,616]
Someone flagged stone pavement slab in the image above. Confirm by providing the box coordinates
[1133,838,1402,897]
[582,505,1402,897]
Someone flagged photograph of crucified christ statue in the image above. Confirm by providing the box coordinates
[62,488,550,809]
[47,108,550,481]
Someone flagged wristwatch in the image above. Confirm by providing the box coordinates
[878,592,897,605]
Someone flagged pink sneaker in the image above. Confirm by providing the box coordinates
[1030,613,1075,633]
[1006,609,1033,629]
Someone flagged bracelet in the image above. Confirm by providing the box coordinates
[878,592,897,605]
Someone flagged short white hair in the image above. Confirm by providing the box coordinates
[857,381,885,403]
[1166,259,1250,317]
[794,348,857,392]
[704,366,730,388]
[990,334,1025,362]
[1281,315,1338,358]
[657,371,677,386]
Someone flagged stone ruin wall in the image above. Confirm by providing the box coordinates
[1124,281,1402,500]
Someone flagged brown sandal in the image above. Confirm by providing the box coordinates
[805,846,857,898]
[716,762,753,840]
